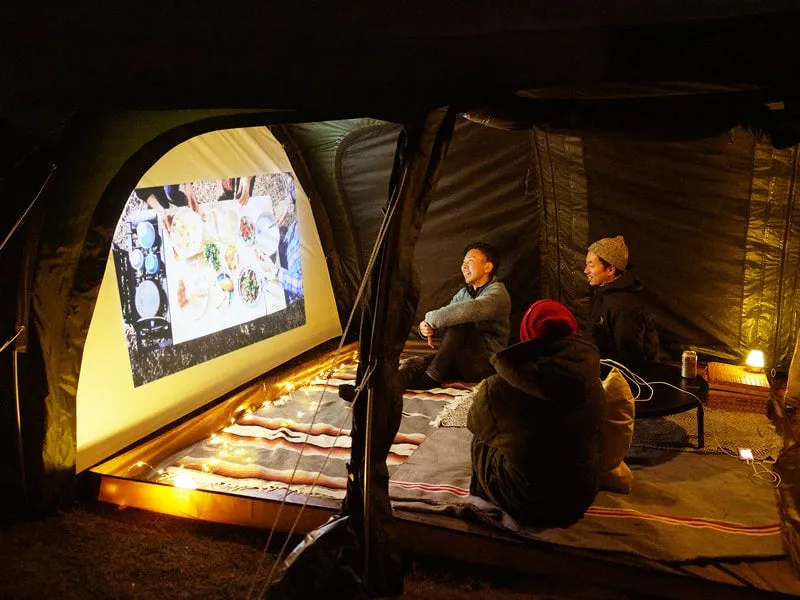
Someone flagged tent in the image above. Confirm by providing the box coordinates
[4,2,800,598]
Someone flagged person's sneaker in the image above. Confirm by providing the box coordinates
[408,370,440,390]
[398,357,426,389]
[338,384,356,402]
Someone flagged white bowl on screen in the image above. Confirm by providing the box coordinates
[135,280,161,318]
[129,248,144,271]
[137,221,156,249]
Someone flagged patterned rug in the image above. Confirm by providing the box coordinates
[150,358,472,500]
[632,406,784,461]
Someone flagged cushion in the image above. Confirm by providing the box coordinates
[599,368,635,493]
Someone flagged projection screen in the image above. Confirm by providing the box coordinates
[75,126,342,472]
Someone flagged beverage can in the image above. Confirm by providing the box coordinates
[681,350,698,378]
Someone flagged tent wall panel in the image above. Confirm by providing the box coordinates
[531,130,590,321]
[582,129,755,362]
[270,125,349,329]
[744,142,799,367]
[339,123,402,269]
[338,117,536,338]
[772,147,800,371]
[278,120,385,324]
[413,118,536,335]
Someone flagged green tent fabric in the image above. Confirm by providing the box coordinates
[2,3,800,588]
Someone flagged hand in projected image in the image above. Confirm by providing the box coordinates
[150,203,173,238]
[183,182,200,214]
[236,176,254,206]
[258,252,278,280]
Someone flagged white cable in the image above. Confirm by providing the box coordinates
[599,358,652,401]
[747,458,782,488]
[601,360,784,473]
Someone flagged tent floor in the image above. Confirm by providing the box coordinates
[88,342,800,598]
[92,473,800,599]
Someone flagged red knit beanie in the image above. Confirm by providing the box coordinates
[519,300,578,342]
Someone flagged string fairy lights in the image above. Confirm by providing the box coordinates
[138,350,363,599]
[125,461,164,477]
[173,473,197,490]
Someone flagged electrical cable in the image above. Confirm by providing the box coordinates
[0,326,25,355]
[747,458,782,488]
[600,358,781,480]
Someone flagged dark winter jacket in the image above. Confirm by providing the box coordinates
[467,335,605,527]
[585,268,659,368]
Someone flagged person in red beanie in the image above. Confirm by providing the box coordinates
[467,299,606,527]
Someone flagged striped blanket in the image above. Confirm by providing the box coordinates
[153,361,471,501]
[388,427,785,562]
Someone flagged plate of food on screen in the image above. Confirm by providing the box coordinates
[176,263,209,319]
[224,244,240,273]
[238,215,256,246]
[170,208,203,259]
[204,207,238,246]
[238,267,261,306]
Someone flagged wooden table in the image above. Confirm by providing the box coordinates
[629,361,708,449]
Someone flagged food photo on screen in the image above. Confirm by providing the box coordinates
[110,173,306,387]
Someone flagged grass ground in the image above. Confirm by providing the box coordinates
[0,502,642,600]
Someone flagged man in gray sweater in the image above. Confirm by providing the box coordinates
[408,241,511,389]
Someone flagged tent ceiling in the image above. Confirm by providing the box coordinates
[2,5,800,118]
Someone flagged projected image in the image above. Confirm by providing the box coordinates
[112,173,306,386]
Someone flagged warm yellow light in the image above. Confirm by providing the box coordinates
[284,382,295,392]
[746,350,765,370]
[173,474,197,489]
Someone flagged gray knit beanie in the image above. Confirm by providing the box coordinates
[588,236,628,271]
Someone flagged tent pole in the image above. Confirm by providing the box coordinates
[362,384,374,586]
[0,163,56,256]
[358,108,458,595]
[12,346,28,506]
